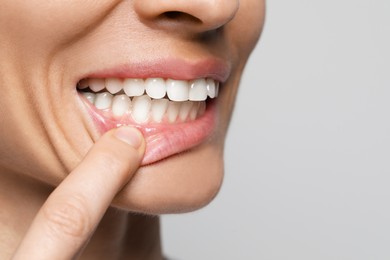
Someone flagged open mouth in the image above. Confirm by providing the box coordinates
[77,77,219,124]
[75,56,230,165]
[77,75,222,165]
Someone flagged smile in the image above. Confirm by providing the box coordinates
[77,77,219,124]
[76,59,229,165]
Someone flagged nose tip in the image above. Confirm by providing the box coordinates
[134,0,240,32]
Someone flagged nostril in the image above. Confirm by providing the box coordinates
[134,0,239,33]
[163,11,182,19]
[160,11,202,25]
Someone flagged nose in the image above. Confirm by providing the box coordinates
[134,0,240,33]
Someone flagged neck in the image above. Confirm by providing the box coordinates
[0,170,163,259]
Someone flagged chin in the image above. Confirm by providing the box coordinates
[111,141,224,215]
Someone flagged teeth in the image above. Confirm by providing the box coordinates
[215,82,220,97]
[189,79,208,101]
[89,78,105,92]
[206,79,216,98]
[78,79,89,89]
[80,78,219,101]
[82,92,207,124]
[94,92,113,109]
[179,101,193,122]
[166,79,189,101]
[198,101,206,117]
[123,79,145,97]
[167,101,181,123]
[81,92,96,103]
[106,78,123,94]
[151,99,169,123]
[112,94,131,117]
[190,102,200,120]
[132,95,152,123]
[145,78,166,99]
[78,77,220,123]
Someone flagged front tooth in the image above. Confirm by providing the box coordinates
[179,101,193,122]
[123,79,145,97]
[167,101,180,123]
[206,79,216,98]
[132,95,151,123]
[215,81,220,97]
[106,78,123,94]
[189,79,208,101]
[94,92,113,110]
[89,78,105,92]
[151,99,169,123]
[145,78,166,99]
[81,92,95,104]
[112,94,131,117]
[166,79,189,101]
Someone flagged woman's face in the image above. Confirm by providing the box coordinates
[0,0,264,214]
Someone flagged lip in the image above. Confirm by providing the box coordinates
[85,58,231,82]
[77,58,230,165]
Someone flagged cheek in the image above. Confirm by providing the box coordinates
[0,0,120,53]
[228,0,265,57]
[219,0,265,120]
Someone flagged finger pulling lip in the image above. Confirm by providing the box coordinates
[77,58,227,165]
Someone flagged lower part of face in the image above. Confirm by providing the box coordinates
[0,0,265,214]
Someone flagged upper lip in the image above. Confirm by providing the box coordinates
[78,57,231,83]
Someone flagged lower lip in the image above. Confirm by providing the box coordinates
[79,94,218,165]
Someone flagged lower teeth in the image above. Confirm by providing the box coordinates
[81,91,206,124]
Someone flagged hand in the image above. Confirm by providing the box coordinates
[12,126,145,259]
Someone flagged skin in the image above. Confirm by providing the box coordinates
[0,0,265,259]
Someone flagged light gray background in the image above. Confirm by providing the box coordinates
[162,1,390,259]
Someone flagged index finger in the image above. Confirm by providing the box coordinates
[12,127,145,260]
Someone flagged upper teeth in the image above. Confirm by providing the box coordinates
[78,77,219,101]
[77,77,219,123]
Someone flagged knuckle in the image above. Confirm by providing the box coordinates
[43,196,91,239]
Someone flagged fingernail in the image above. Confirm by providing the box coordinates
[114,126,143,148]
